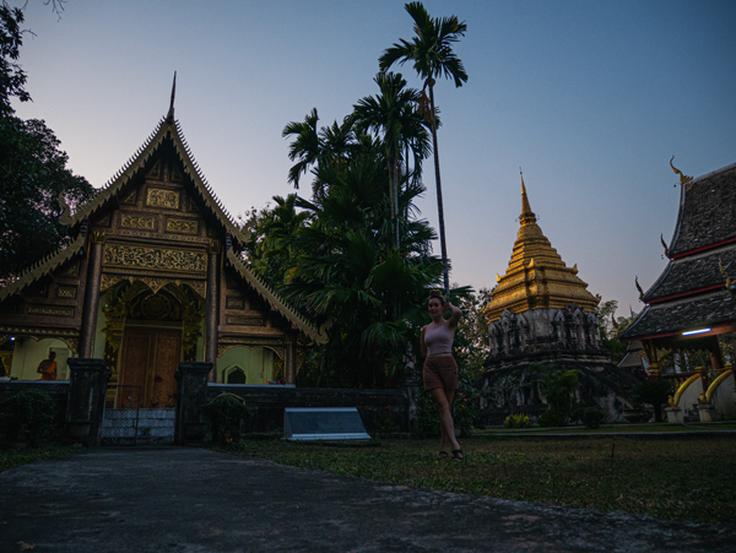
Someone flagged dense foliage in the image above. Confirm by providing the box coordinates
[244,92,443,387]
[0,4,93,279]
[242,2,471,389]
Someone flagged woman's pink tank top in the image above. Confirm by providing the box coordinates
[424,323,454,356]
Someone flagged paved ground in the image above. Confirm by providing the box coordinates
[1,447,734,553]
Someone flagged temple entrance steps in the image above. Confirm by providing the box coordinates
[100,408,176,445]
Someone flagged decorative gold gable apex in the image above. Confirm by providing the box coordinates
[225,248,328,344]
[61,117,249,245]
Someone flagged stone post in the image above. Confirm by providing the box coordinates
[697,403,716,423]
[65,358,110,445]
[664,406,683,424]
[175,362,212,445]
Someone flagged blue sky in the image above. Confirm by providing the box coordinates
[12,0,736,315]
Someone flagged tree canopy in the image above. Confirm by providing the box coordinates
[0,4,93,279]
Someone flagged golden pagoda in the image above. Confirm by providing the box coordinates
[483,175,599,323]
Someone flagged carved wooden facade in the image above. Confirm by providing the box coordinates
[0,102,325,403]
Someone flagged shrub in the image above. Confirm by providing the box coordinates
[503,414,531,429]
[581,406,606,429]
[538,409,567,427]
[0,390,58,447]
[202,393,248,446]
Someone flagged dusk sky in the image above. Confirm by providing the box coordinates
[12,0,736,316]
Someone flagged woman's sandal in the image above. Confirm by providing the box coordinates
[451,449,464,461]
[438,450,450,459]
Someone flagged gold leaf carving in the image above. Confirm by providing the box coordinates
[56,286,77,299]
[120,214,156,231]
[102,244,207,274]
[166,218,198,235]
[146,187,180,209]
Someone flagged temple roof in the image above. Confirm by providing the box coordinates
[622,290,736,339]
[61,116,248,245]
[642,244,736,303]
[482,176,599,323]
[623,160,736,341]
[225,247,327,344]
[667,161,736,257]
[0,234,86,303]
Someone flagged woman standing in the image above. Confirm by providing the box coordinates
[421,291,463,460]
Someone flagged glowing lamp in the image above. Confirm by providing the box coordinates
[681,328,711,336]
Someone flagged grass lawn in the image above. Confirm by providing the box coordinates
[229,435,736,523]
[476,422,736,435]
[0,446,78,472]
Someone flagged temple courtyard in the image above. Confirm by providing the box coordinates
[1,444,734,552]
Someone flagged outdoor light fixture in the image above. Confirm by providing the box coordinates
[9,336,14,342]
[681,327,711,336]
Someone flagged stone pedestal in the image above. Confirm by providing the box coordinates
[175,362,212,445]
[697,403,716,423]
[665,406,683,424]
[66,358,110,445]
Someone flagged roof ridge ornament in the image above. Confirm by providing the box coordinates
[166,71,177,123]
[635,275,645,301]
[669,155,693,186]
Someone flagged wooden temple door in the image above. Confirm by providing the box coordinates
[119,327,181,408]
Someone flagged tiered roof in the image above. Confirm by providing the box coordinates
[623,161,736,340]
[483,176,599,323]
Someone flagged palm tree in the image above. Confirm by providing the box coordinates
[352,71,430,250]
[282,109,354,200]
[379,1,468,292]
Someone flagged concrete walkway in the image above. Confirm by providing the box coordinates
[1,448,733,553]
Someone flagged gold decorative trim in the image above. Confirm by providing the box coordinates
[26,305,75,317]
[0,326,79,338]
[146,187,180,209]
[100,273,206,299]
[166,218,198,235]
[56,286,77,299]
[102,244,207,274]
[120,213,156,231]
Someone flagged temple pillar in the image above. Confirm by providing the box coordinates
[284,334,296,384]
[205,250,219,373]
[79,232,104,357]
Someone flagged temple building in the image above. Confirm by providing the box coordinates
[0,81,325,407]
[621,160,736,422]
[479,176,636,422]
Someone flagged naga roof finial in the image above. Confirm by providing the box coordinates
[635,275,645,301]
[660,233,670,258]
[669,155,692,186]
[166,71,177,123]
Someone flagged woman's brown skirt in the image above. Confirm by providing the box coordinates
[422,354,458,392]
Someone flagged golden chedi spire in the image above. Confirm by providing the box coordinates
[483,174,599,323]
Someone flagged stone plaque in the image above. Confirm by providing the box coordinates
[284,407,371,442]
[146,187,180,209]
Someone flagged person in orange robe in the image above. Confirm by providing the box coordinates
[36,351,57,381]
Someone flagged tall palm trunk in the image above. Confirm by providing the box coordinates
[428,83,450,292]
